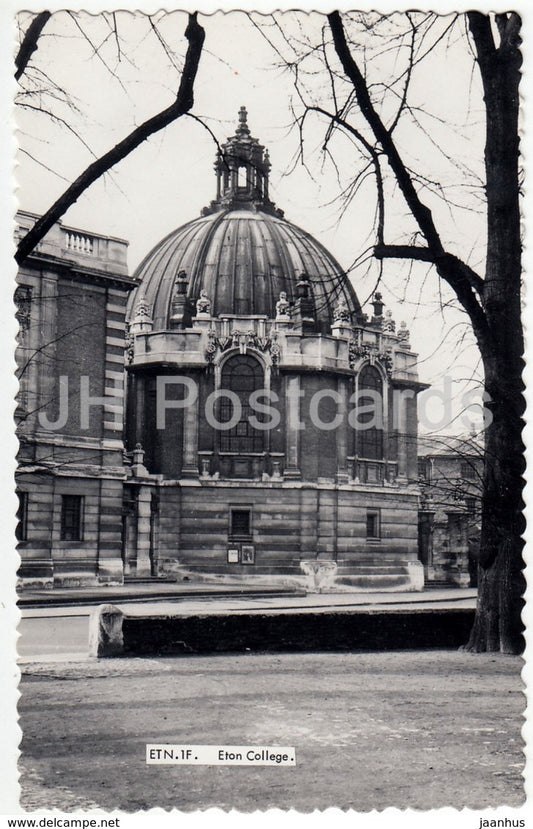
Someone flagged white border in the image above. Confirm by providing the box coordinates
[1,1,530,825]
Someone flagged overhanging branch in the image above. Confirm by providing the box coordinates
[15,12,51,82]
[375,244,485,294]
[16,13,205,266]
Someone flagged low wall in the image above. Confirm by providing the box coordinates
[90,606,476,657]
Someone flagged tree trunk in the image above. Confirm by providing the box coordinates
[464,358,525,653]
[464,13,524,653]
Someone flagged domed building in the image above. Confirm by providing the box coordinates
[15,108,425,591]
[121,108,426,589]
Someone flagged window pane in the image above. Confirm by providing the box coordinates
[358,367,384,460]
[366,510,380,539]
[61,495,84,541]
[231,509,251,537]
[220,356,264,454]
[461,461,476,480]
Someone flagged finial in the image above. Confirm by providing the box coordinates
[372,292,384,318]
[236,105,250,136]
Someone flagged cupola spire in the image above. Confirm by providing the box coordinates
[202,107,283,217]
[236,105,250,137]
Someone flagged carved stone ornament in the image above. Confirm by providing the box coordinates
[377,351,394,377]
[133,294,152,322]
[348,338,393,377]
[348,339,371,368]
[15,285,32,335]
[398,320,410,343]
[196,289,212,315]
[125,323,134,364]
[205,328,279,364]
[383,309,396,333]
[275,291,290,319]
[174,269,188,296]
[333,295,351,323]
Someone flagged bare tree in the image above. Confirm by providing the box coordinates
[15,11,205,265]
[257,10,523,652]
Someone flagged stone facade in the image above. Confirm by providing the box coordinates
[15,210,135,587]
[417,434,483,587]
[16,109,428,592]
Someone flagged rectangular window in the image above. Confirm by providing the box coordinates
[418,459,429,481]
[16,491,28,542]
[465,497,477,516]
[61,494,84,542]
[229,507,252,539]
[366,509,380,540]
[461,461,476,480]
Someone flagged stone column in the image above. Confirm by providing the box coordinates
[336,377,350,483]
[35,273,58,432]
[135,485,152,577]
[284,374,302,479]
[395,389,408,483]
[134,375,145,446]
[181,381,199,477]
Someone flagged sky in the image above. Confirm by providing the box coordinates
[14,9,491,433]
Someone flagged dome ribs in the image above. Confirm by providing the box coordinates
[233,218,254,316]
[131,208,362,331]
[288,221,361,321]
[187,211,229,315]
[255,215,289,318]
[153,220,205,328]
[249,217,268,316]
[264,215,297,310]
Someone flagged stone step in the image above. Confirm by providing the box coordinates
[336,574,412,589]
[336,565,410,576]
[123,576,177,584]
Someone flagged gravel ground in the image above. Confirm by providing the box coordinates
[18,649,525,813]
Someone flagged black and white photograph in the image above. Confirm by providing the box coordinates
[1,0,530,823]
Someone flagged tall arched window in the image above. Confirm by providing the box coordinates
[357,365,384,460]
[219,355,265,453]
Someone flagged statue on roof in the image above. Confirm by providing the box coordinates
[196,289,212,316]
[333,295,351,323]
[276,291,291,320]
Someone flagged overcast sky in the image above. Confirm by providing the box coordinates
[14,9,493,433]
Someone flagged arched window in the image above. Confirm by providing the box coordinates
[357,365,384,460]
[219,355,265,453]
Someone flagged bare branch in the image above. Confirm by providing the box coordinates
[15,12,51,81]
[16,13,205,266]
[327,11,493,352]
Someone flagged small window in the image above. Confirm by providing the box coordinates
[230,507,252,539]
[61,494,84,541]
[366,509,380,540]
[418,459,429,481]
[461,461,476,481]
[16,491,28,542]
[465,497,477,516]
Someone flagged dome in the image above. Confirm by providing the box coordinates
[130,108,361,332]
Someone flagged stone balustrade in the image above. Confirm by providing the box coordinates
[15,209,129,275]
